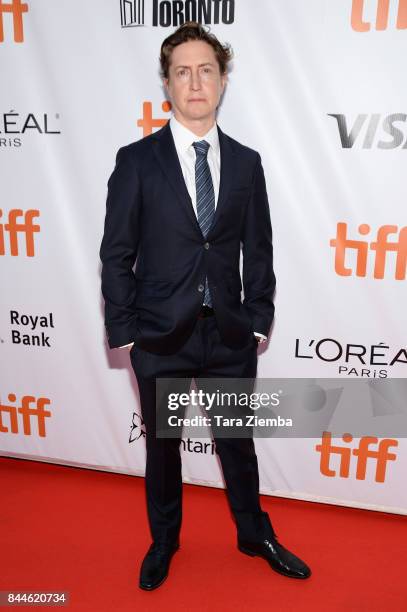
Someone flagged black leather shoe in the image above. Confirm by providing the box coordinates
[139,542,179,591]
[238,535,311,579]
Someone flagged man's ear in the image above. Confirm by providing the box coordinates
[163,77,169,94]
[221,73,227,94]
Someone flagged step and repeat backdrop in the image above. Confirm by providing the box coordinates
[1,0,406,514]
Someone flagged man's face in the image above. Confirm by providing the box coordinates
[164,40,227,126]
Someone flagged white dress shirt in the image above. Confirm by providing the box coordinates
[120,115,266,347]
[169,115,220,217]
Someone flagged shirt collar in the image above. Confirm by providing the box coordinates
[169,115,220,156]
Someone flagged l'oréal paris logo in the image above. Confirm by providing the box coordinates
[0,110,61,148]
[295,337,406,378]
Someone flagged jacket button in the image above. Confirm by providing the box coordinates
[198,284,204,292]
[204,242,210,249]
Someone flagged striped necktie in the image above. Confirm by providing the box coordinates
[192,140,215,307]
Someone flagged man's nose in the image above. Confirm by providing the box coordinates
[189,70,202,90]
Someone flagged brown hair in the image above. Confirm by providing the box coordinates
[160,21,233,79]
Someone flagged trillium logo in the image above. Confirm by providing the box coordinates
[129,411,146,442]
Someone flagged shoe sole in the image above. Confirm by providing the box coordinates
[238,545,311,579]
[139,545,180,591]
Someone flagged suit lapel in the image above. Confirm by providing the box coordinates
[152,122,202,236]
[151,121,236,238]
[207,125,236,237]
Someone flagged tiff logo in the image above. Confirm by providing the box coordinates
[0,209,40,257]
[316,432,398,482]
[330,223,407,280]
[0,0,28,43]
[351,0,407,31]
[0,394,51,437]
[137,100,172,136]
[121,0,145,27]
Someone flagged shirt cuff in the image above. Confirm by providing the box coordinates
[119,335,266,348]
[254,332,267,343]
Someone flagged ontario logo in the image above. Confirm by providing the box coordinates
[128,413,215,454]
[120,0,235,28]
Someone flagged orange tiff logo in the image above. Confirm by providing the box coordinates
[330,223,407,280]
[0,0,28,43]
[351,0,407,30]
[316,432,398,483]
[0,394,51,437]
[0,209,40,256]
[137,100,172,137]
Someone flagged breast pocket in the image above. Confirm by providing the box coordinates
[227,188,251,223]
[229,187,250,200]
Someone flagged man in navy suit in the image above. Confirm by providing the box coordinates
[100,21,311,590]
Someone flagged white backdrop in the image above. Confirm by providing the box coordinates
[1,0,406,514]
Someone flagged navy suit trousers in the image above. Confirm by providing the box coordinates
[130,315,273,545]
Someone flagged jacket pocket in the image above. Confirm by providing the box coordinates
[135,279,173,297]
[227,274,242,294]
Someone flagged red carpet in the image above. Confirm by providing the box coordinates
[1,457,406,611]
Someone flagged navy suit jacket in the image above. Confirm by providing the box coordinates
[100,121,276,355]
